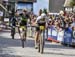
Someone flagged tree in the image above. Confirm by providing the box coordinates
[70,0,75,12]
[70,0,75,7]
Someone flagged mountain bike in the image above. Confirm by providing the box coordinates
[38,22,45,54]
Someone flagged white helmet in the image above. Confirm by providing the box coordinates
[36,16,42,22]
[37,16,42,20]
[41,13,46,18]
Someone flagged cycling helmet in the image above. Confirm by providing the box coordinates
[41,13,46,18]
[36,16,42,22]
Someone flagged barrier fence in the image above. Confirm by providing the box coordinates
[7,23,75,46]
[47,26,75,46]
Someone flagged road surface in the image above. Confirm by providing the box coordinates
[0,29,75,57]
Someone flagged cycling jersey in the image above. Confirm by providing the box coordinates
[10,16,16,27]
[36,16,46,31]
[20,16,27,26]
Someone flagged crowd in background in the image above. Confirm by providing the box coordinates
[10,8,75,38]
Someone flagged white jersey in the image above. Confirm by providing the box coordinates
[36,15,49,23]
[36,16,42,23]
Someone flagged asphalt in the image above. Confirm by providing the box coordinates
[0,28,75,57]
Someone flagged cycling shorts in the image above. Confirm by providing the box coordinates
[36,21,45,31]
[20,21,27,26]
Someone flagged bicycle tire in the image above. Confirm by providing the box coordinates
[40,31,44,54]
[21,29,27,48]
[11,28,15,39]
[38,36,40,52]
[24,30,26,41]
[12,34,14,39]
[22,40,24,48]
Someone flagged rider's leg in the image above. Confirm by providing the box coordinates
[24,28,27,41]
[35,31,39,48]
[20,28,23,40]
[11,26,13,36]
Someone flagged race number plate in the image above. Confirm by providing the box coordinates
[21,26,26,30]
[40,26,45,30]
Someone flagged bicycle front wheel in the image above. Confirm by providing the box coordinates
[11,28,15,39]
[21,29,27,48]
[21,40,25,48]
[40,31,45,54]
[38,35,40,52]
[24,30,27,41]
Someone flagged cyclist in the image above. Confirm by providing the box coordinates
[10,16,17,38]
[19,10,28,40]
[35,13,48,49]
[34,9,42,48]
[9,9,17,37]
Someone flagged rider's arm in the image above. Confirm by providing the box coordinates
[36,16,42,23]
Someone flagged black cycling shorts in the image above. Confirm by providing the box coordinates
[20,21,27,26]
[36,26,40,31]
[36,22,45,31]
